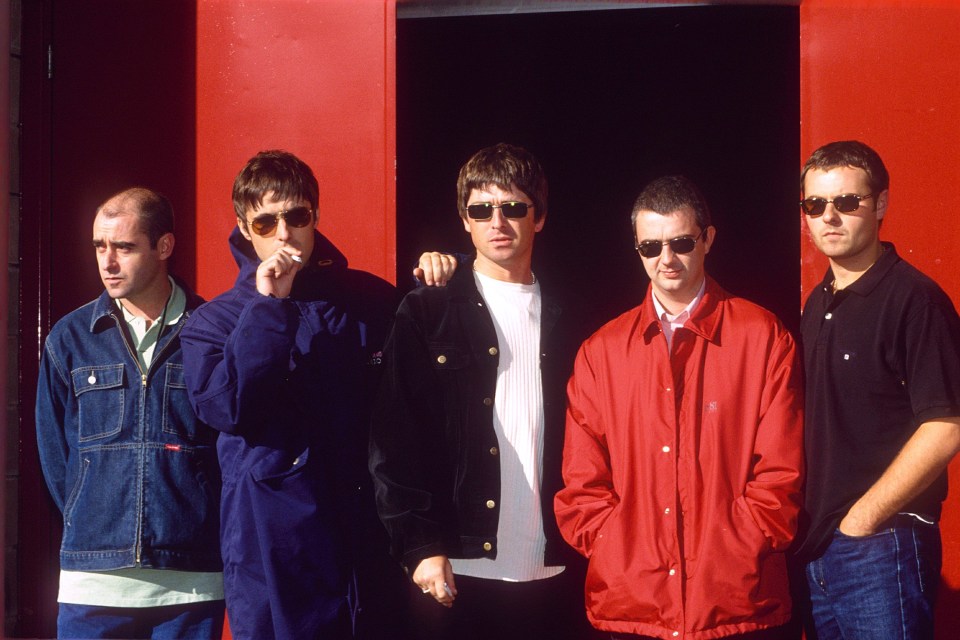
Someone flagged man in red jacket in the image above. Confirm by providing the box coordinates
[555,175,804,640]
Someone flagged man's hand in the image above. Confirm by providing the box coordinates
[838,417,960,537]
[256,247,303,298]
[412,555,457,608]
[414,252,458,287]
[837,509,878,537]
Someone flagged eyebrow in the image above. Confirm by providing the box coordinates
[92,239,137,250]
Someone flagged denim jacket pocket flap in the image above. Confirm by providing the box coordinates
[428,345,470,370]
[71,364,125,441]
[72,364,124,394]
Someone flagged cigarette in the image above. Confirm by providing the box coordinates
[291,255,303,264]
[443,582,453,598]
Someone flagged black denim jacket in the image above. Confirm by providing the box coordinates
[370,257,577,572]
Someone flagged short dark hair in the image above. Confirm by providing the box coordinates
[630,175,712,236]
[98,187,174,249]
[232,150,320,221]
[800,140,889,196]
[457,143,547,221]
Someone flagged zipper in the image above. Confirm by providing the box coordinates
[109,309,189,567]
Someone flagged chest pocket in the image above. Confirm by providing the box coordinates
[428,345,471,371]
[162,364,214,443]
[72,365,125,442]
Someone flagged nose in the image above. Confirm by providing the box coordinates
[100,248,119,272]
[275,217,291,242]
[489,207,509,229]
[659,242,681,263]
[821,203,842,225]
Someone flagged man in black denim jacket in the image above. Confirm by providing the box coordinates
[370,143,588,640]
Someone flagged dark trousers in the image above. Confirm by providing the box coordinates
[57,601,225,640]
[408,571,595,640]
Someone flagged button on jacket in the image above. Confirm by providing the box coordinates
[36,281,222,572]
[555,278,804,639]
[370,258,577,572]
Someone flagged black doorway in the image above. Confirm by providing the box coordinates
[397,4,800,337]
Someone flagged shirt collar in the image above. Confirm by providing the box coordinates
[116,276,185,334]
[652,277,706,324]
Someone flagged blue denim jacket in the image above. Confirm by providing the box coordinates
[35,281,222,572]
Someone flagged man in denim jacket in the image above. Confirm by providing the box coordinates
[36,188,224,639]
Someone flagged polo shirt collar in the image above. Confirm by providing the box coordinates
[819,241,900,298]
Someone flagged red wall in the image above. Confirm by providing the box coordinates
[195,0,397,298]
[800,1,960,634]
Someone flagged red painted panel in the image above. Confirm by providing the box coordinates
[800,1,960,635]
[195,0,397,299]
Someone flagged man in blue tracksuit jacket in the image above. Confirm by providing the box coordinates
[180,150,399,639]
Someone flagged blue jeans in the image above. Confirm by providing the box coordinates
[805,515,941,639]
[58,600,225,639]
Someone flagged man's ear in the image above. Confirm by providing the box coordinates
[157,233,175,260]
[534,212,546,233]
[702,225,716,256]
[875,189,889,222]
[237,217,252,241]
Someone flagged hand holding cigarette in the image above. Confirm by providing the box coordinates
[255,247,304,298]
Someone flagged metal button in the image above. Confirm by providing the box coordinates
[489,447,499,456]
[483,397,493,406]
[488,347,498,356]
[87,375,97,384]
[668,568,676,576]
[437,355,447,364]
[825,312,833,320]
[662,445,670,453]
[664,507,671,515]
[483,542,492,551]
[486,500,495,509]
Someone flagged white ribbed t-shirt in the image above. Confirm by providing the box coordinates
[451,270,563,582]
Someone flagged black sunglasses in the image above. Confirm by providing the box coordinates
[248,206,314,236]
[800,193,873,217]
[466,201,533,220]
[635,229,707,259]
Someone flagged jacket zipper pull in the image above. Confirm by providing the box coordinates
[141,373,147,388]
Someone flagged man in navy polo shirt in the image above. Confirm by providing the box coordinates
[796,140,960,639]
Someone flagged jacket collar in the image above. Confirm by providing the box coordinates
[89,274,202,333]
[639,275,725,345]
[448,254,562,339]
[228,226,347,294]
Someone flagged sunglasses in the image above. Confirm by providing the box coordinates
[635,229,707,259]
[247,206,314,236]
[799,193,873,217]
[466,201,533,220]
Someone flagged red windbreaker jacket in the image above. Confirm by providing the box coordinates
[555,278,803,639]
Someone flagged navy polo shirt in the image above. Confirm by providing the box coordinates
[796,242,960,561]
